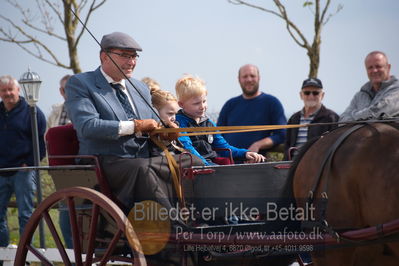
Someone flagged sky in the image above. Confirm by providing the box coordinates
[1,0,398,120]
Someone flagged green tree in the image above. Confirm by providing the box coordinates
[228,0,342,78]
[0,0,107,74]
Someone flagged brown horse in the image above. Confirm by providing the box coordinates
[292,122,399,266]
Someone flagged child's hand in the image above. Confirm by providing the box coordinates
[245,152,265,163]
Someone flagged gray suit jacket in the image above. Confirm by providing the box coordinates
[65,67,158,158]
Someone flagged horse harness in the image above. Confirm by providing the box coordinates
[301,122,395,244]
[301,121,399,247]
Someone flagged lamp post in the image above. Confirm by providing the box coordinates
[19,68,45,249]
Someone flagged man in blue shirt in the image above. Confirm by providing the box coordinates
[0,75,46,247]
[217,64,286,154]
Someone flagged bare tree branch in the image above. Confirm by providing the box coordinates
[78,0,89,11]
[72,0,107,50]
[22,17,66,41]
[273,0,309,49]
[228,0,342,77]
[323,2,343,25]
[44,0,64,24]
[0,0,108,73]
[228,0,282,18]
[92,0,107,11]
[35,0,54,32]
[228,0,309,48]
[74,0,96,49]
[0,27,69,69]
[7,0,66,40]
[0,29,31,43]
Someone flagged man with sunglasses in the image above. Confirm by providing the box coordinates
[340,51,399,122]
[284,78,339,159]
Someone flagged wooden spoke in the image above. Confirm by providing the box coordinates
[98,229,123,266]
[43,210,71,265]
[27,245,53,265]
[84,203,100,266]
[15,187,146,265]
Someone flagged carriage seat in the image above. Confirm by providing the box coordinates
[212,148,234,165]
[45,124,114,200]
[212,157,232,165]
[46,124,79,166]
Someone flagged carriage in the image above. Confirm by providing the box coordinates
[6,121,399,265]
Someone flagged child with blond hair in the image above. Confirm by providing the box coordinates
[150,88,180,125]
[148,88,182,156]
[141,76,161,92]
[175,74,265,165]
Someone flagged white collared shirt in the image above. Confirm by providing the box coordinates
[100,67,135,136]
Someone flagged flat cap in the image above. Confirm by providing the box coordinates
[302,78,323,89]
[100,32,142,51]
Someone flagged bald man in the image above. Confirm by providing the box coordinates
[217,64,286,155]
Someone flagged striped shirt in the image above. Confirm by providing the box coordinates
[294,109,318,148]
[58,104,70,126]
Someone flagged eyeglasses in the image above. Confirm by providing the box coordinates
[107,51,139,60]
[303,91,321,96]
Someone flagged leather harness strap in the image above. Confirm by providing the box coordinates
[307,123,367,204]
[302,123,367,240]
[150,136,185,209]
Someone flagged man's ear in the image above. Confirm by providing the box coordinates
[100,50,107,63]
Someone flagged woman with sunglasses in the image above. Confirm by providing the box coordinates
[284,78,339,160]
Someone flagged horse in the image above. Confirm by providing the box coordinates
[291,121,399,266]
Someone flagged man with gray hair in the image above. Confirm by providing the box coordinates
[340,51,399,122]
[0,75,46,247]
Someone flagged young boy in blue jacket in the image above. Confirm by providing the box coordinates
[175,74,265,165]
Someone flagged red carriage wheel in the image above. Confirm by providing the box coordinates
[15,187,146,266]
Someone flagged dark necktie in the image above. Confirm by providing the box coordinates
[110,83,136,119]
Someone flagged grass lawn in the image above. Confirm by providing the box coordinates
[7,207,61,248]
[6,160,62,248]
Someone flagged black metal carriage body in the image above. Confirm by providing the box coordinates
[11,123,399,265]
[7,123,303,265]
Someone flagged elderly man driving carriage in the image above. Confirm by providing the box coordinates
[65,32,203,212]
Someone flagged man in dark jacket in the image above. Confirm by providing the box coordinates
[0,75,46,247]
[284,78,339,160]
